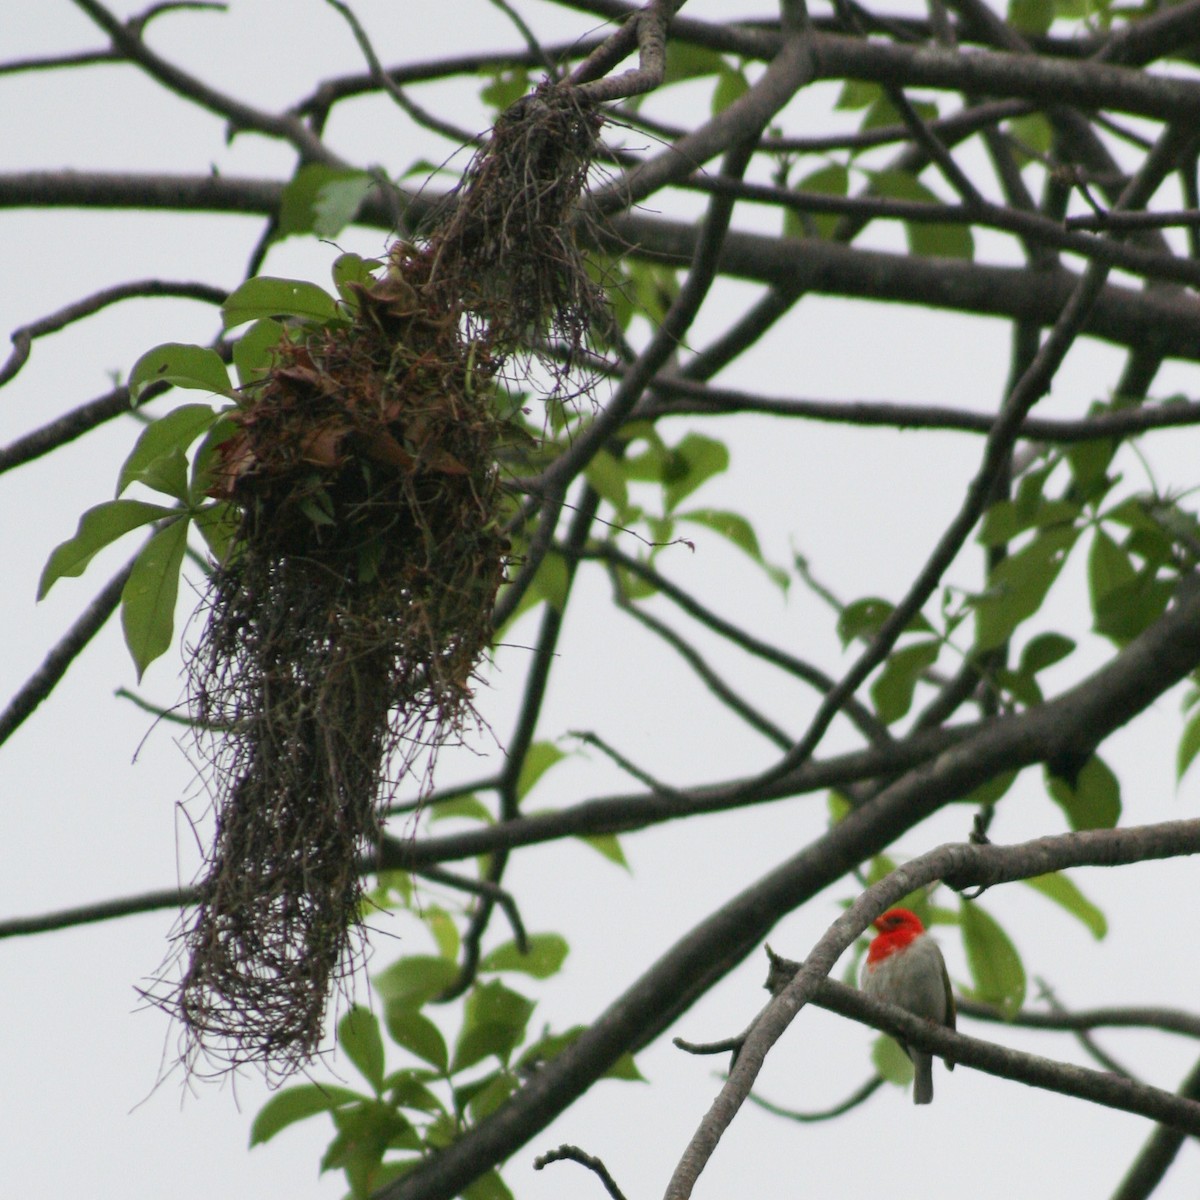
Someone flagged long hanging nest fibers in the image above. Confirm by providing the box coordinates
[164,83,609,1077]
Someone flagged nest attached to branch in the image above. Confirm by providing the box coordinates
[165,82,608,1078]
[429,81,609,396]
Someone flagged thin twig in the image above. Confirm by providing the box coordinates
[534,1145,629,1200]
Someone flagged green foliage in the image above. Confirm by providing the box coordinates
[973,525,1080,651]
[37,379,225,676]
[120,516,189,680]
[870,639,940,724]
[222,275,342,330]
[579,832,630,868]
[501,554,569,629]
[339,1006,388,1095]
[479,934,569,978]
[1009,0,1054,34]
[872,1030,915,1085]
[452,980,535,1071]
[837,597,934,648]
[250,1083,362,1146]
[41,270,360,678]
[676,508,789,591]
[385,1006,449,1072]
[997,632,1076,705]
[868,168,974,259]
[254,913,634,1200]
[116,403,220,500]
[375,956,460,1008]
[38,499,176,599]
[515,741,567,803]
[127,343,234,404]
[662,432,729,512]
[1045,756,1122,830]
[480,66,530,113]
[231,317,286,386]
[1178,695,1200,782]
[960,901,1026,1018]
[277,164,373,240]
[785,163,849,241]
[1022,872,1107,939]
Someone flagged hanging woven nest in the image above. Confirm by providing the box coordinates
[167,80,608,1077]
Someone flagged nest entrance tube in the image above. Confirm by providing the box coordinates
[161,83,609,1078]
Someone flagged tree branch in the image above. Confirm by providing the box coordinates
[665,818,1200,1199]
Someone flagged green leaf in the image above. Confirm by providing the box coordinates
[977,497,1079,546]
[222,276,340,330]
[578,832,629,868]
[1066,435,1116,502]
[479,66,530,113]
[1007,112,1053,165]
[1178,710,1200,782]
[662,433,729,511]
[322,1101,420,1196]
[465,1072,519,1123]
[788,163,849,241]
[605,1050,647,1082]
[425,906,460,961]
[502,554,569,628]
[974,525,1079,651]
[1009,0,1054,36]
[384,1004,448,1072]
[38,499,176,599]
[871,1032,914,1086]
[838,597,892,646]
[836,80,882,110]
[1046,756,1121,830]
[479,934,568,979]
[120,516,189,679]
[374,955,459,1007]
[662,42,727,85]
[386,1071,446,1115]
[452,981,535,1072]
[332,252,383,307]
[338,1006,386,1094]
[278,164,373,240]
[870,639,940,724]
[1088,529,1135,609]
[192,501,238,563]
[1019,632,1075,675]
[515,741,566,803]
[1093,571,1173,645]
[127,343,234,404]
[1022,872,1107,939]
[249,1083,363,1146]
[960,902,1026,1018]
[585,449,630,516]
[232,317,285,387]
[462,1169,515,1200]
[117,403,219,500]
[870,168,973,259]
[429,794,494,824]
[712,65,749,115]
[960,768,1018,808]
[677,508,788,591]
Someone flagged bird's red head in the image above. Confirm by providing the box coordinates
[867,908,926,964]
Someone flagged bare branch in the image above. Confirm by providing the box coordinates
[0,556,137,748]
[534,1145,629,1200]
[0,279,225,389]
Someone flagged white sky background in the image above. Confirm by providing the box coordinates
[2,2,1199,1198]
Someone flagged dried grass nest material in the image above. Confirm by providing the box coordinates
[168,247,510,1074]
[165,80,613,1077]
[430,81,609,374]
